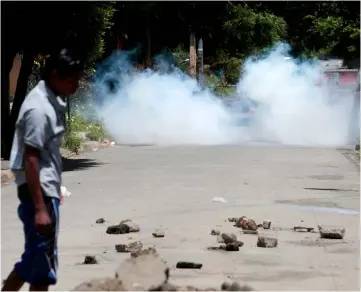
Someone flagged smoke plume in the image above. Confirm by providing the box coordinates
[91,42,359,146]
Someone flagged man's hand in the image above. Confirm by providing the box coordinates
[34,208,52,235]
[60,192,64,205]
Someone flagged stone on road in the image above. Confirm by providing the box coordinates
[1,145,359,291]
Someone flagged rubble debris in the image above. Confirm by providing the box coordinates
[211,229,220,236]
[131,246,157,258]
[176,262,202,269]
[221,233,237,244]
[212,197,227,203]
[115,254,169,291]
[228,217,239,223]
[257,235,278,248]
[96,218,105,224]
[73,253,254,291]
[235,217,258,231]
[83,255,98,265]
[115,241,143,253]
[157,283,179,291]
[318,225,345,239]
[243,230,258,235]
[73,277,125,291]
[206,246,224,251]
[217,234,225,243]
[224,242,241,251]
[262,220,271,229]
[221,282,254,291]
[153,229,165,238]
[294,226,314,232]
[120,220,140,233]
[106,224,130,234]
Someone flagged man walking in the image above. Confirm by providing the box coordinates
[2,48,84,291]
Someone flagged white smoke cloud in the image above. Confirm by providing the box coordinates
[91,42,359,147]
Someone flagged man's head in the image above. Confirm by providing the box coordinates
[43,48,84,96]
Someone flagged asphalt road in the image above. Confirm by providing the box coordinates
[1,145,359,291]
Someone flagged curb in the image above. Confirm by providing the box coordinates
[1,141,112,185]
[64,140,112,158]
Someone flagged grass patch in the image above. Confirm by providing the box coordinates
[63,132,82,154]
[62,111,108,152]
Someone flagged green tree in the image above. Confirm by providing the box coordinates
[1,2,116,159]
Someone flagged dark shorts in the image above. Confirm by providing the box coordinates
[15,184,60,286]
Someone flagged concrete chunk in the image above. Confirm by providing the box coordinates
[257,235,278,248]
[318,225,345,239]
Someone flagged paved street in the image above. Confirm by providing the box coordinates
[1,145,360,291]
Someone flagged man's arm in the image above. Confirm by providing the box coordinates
[23,108,52,234]
[24,145,46,212]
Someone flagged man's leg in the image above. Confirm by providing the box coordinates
[12,195,60,290]
[29,284,48,291]
[1,269,25,291]
[27,197,60,289]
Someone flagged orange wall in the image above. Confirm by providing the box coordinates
[9,54,22,97]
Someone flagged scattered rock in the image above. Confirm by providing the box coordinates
[206,246,224,251]
[217,234,225,243]
[73,277,125,291]
[153,229,165,238]
[128,241,143,252]
[115,241,143,253]
[115,244,128,253]
[257,224,263,228]
[257,235,278,248]
[115,254,169,291]
[157,283,179,291]
[176,285,201,291]
[219,241,244,252]
[318,225,345,239]
[106,224,130,234]
[131,246,157,258]
[225,243,240,251]
[96,218,105,224]
[262,220,271,229]
[211,229,220,236]
[176,262,202,269]
[235,217,258,231]
[221,282,254,291]
[294,226,314,232]
[228,217,239,223]
[120,220,140,233]
[243,230,258,235]
[221,233,237,244]
[83,255,98,265]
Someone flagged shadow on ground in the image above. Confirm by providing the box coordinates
[62,157,104,172]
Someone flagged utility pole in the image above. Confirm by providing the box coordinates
[197,38,204,88]
[189,32,196,78]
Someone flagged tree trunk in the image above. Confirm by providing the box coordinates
[145,26,151,68]
[189,32,197,78]
[7,50,36,156]
[1,49,17,159]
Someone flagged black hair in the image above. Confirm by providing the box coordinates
[42,48,84,80]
